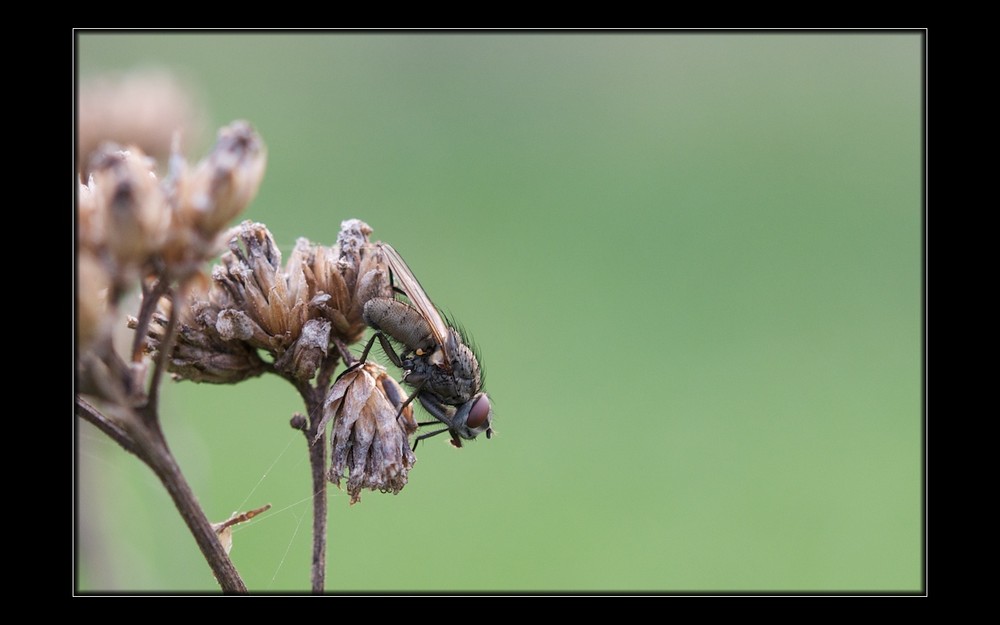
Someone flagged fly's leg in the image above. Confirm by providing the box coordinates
[391,378,426,433]
[409,393,461,450]
[334,331,404,381]
[371,332,405,368]
[412,426,453,451]
[343,333,430,433]
[383,377,451,451]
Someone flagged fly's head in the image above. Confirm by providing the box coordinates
[417,389,493,448]
[401,328,493,446]
[452,391,493,443]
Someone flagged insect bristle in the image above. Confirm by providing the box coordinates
[442,311,485,384]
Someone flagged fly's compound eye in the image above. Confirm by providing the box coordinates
[467,394,492,431]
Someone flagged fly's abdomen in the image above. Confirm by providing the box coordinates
[363,298,436,353]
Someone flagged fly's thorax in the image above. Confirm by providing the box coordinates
[362,298,436,353]
[446,329,481,390]
[403,335,480,406]
[403,358,470,406]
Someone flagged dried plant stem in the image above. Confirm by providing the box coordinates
[308,427,327,594]
[298,336,366,593]
[77,396,140,457]
[138,426,248,593]
[131,277,170,363]
[77,396,248,593]
[78,284,247,593]
[293,382,329,594]
[144,287,182,412]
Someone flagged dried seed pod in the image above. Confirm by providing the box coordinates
[77,175,104,253]
[310,220,394,344]
[318,363,417,504]
[87,145,169,275]
[213,222,295,348]
[172,121,267,235]
[273,318,331,381]
[161,121,267,278]
[133,288,267,385]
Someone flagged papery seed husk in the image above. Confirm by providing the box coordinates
[323,363,417,504]
[176,122,266,235]
[166,347,266,384]
[89,146,170,268]
[285,238,314,307]
[274,318,330,380]
[215,309,258,341]
[324,368,375,457]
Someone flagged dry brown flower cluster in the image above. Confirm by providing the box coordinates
[78,73,433,515]
[133,218,422,502]
[76,119,269,432]
[140,219,392,383]
[77,121,268,355]
[76,107,275,590]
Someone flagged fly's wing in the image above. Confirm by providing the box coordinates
[376,242,451,350]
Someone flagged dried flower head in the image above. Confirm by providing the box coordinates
[169,121,267,235]
[77,120,267,311]
[161,121,268,279]
[136,219,391,383]
[77,174,104,253]
[317,363,418,505]
[287,220,393,346]
[85,145,170,280]
[134,283,268,385]
[207,221,328,379]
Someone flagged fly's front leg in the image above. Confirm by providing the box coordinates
[408,392,462,450]
[412,426,452,450]
[392,378,427,431]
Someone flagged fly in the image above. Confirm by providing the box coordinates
[355,241,493,449]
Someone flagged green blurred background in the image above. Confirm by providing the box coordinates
[76,32,923,593]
